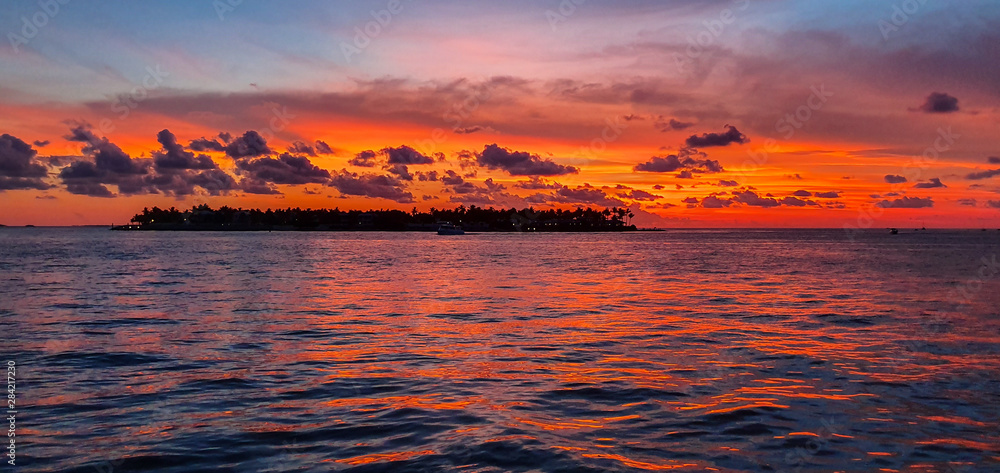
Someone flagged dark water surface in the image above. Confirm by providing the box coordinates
[3,228,1000,472]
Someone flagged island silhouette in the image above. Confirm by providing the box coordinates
[113,204,638,232]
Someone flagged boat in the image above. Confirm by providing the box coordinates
[889,228,898,235]
[437,222,465,235]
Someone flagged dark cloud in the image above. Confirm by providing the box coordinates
[633,148,723,174]
[236,153,331,185]
[477,144,578,176]
[240,178,281,195]
[684,126,748,148]
[33,140,50,148]
[792,190,812,197]
[884,175,908,184]
[0,134,50,190]
[454,126,486,134]
[327,170,415,203]
[225,131,271,158]
[655,118,695,132]
[515,177,563,190]
[154,130,217,170]
[287,141,317,156]
[814,191,840,198]
[350,150,378,167]
[677,170,694,179]
[440,170,465,186]
[966,169,1000,180]
[417,170,439,182]
[731,189,780,208]
[448,178,513,205]
[718,180,739,187]
[916,92,960,114]
[617,189,662,201]
[385,163,414,181]
[958,198,978,207]
[65,125,148,175]
[382,145,434,165]
[700,195,733,208]
[989,157,1000,164]
[315,141,334,155]
[912,178,947,189]
[877,197,935,209]
[188,137,226,152]
[987,201,1000,209]
[781,196,808,207]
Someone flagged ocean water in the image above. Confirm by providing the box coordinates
[2,228,1000,472]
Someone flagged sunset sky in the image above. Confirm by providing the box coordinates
[2,0,999,227]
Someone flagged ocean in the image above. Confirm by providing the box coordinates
[3,228,999,472]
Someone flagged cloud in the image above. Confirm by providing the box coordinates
[718,180,739,187]
[731,189,780,208]
[477,144,578,176]
[655,118,694,132]
[0,134,50,190]
[327,170,415,203]
[315,141,334,154]
[792,190,812,197]
[987,201,1000,209]
[350,150,378,167]
[33,140,50,148]
[225,131,271,158]
[454,126,496,134]
[781,196,808,207]
[958,198,978,206]
[684,125,748,148]
[188,137,226,152]
[916,92,960,113]
[235,153,331,185]
[154,130,217,170]
[633,148,724,174]
[287,141,317,156]
[617,189,662,201]
[700,195,733,208]
[884,175,908,184]
[966,169,1000,180]
[65,125,148,175]
[514,177,563,190]
[989,157,1000,164]
[814,191,840,198]
[382,145,434,165]
[877,197,935,209]
[912,178,947,188]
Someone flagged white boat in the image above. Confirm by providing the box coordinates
[437,223,465,235]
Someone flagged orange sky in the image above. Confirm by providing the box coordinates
[1,1,999,227]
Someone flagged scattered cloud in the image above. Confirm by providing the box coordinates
[684,126,748,148]
[913,178,947,189]
[915,92,959,114]
[477,144,578,176]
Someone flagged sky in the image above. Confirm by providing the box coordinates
[1,0,999,227]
